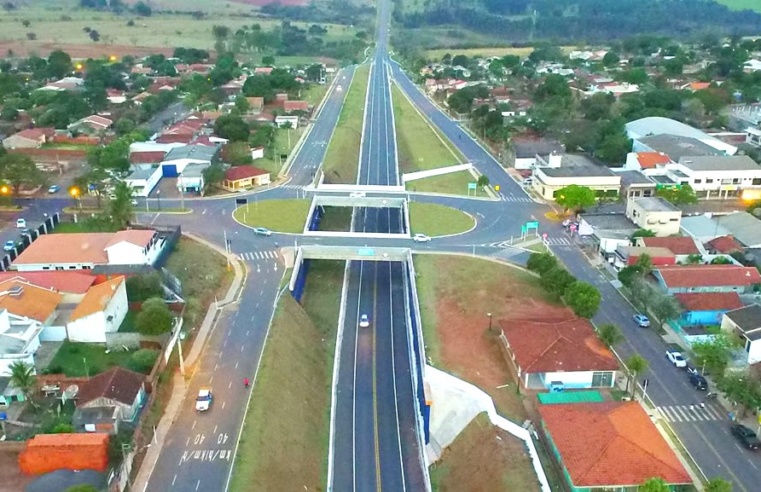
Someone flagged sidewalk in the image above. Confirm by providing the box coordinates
[131,234,245,492]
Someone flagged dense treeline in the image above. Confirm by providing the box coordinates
[395,0,761,42]
[261,0,374,26]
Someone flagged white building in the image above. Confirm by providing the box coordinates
[160,144,219,178]
[0,308,42,377]
[625,197,682,236]
[722,305,761,365]
[177,163,206,193]
[66,277,128,344]
[531,161,621,201]
[12,230,163,272]
[124,165,162,197]
[275,115,299,129]
[676,156,761,199]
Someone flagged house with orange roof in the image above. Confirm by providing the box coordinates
[66,277,128,343]
[501,317,619,390]
[624,151,672,171]
[653,264,761,294]
[2,127,56,149]
[539,402,692,491]
[12,230,163,272]
[675,292,744,327]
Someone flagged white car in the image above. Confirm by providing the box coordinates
[666,350,687,368]
[3,240,15,252]
[196,388,213,412]
[359,314,370,328]
[413,234,431,243]
[15,218,26,229]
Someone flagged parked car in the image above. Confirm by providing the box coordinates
[195,387,213,412]
[688,373,708,391]
[47,185,60,194]
[633,314,650,328]
[666,350,687,368]
[15,218,26,229]
[359,314,370,328]
[253,227,272,237]
[413,234,431,243]
[3,240,15,252]
[732,424,761,450]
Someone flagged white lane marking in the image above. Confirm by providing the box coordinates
[214,425,218,434]
[209,376,213,384]
[214,364,219,371]
[192,420,196,429]
[228,381,232,389]
[246,330,250,336]
[235,361,239,369]
[195,480,200,491]
[186,438,189,446]
[222,401,226,409]
[172,475,177,485]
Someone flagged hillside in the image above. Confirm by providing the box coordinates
[393,0,761,43]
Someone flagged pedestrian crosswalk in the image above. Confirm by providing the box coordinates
[279,184,303,190]
[238,250,279,261]
[657,404,727,423]
[500,195,534,203]
[545,237,572,246]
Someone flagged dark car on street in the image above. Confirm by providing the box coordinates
[732,424,761,450]
[688,373,708,391]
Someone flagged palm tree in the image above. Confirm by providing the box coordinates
[625,353,649,397]
[597,323,622,348]
[8,361,37,404]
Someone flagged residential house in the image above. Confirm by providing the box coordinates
[652,265,761,294]
[246,97,264,114]
[680,215,731,243]
[675,292,744,326]
[722,304,761,364]
[221,166,272,192]
[160,144,219,178]
[743,60,761,73]
[275,115,299,128]
[0,278,62,326]
[251,146,264,160]
[501,317,618,390]
[577,214,639,255]
[626,116,738,155]
[531,163,621,201]
[625,197,681,236]
[615,169,656,200]
[705,235,744,255]
[38,77,84,92]
[74,367,146,430]
[636,236,701,260]
[539,402,692,492]
[66,277,128,344]
[2,128,55,149]
[0,308,43,379]
[681,82,712,92]
[713,212,761,248]
[0,271,96,299]
[511,139,565,170]
[254,67,273,75]
[220,78,245,96]
[68,115,113,135]
[106,89,126,104]
[129,151,166,165]
[283,100,309,113]
[623,151,671,172]
[12,230,163,272]
[612,246,675,270]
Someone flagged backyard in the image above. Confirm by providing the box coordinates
[47,340,133,377]
[232,199,310,233]
[229,260,343,491]
[323,65,370,184]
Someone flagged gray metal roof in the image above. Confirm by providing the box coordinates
[539,163,616,178]
[163,144,219,163]
[181,163,208,178]
[715,212,761,248]
[650,175,677,185]
[127,164,158,180]
[513,139,565,159]
[616,170,656,186]
[580,213,638,233]
[633,197,679,212]
[680,215,730,241]
[725,304,761,335]
[637,134,720,161]
[678,155,761,172]
[626,117,737,154]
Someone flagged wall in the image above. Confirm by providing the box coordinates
[39,324,67,341]
[539,370,598,389]
[14,262,95,272]
[67,312,107,343]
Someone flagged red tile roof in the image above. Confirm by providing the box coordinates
[77,367,144,407]
[14,231,156,265]
[706,235,744,254]
[155,133,194,144]
[501,318,619,374]
[0,272,95,294]
[655,265,761,288]
[636,152,671,169]
[224,166,270,181]
[283,100,309,112]
[105,230,156,249]
[640,237,700,255]
[129,151,166,164]
[539,402,691,488]
[674,292,744,312]
[14,128,55,141]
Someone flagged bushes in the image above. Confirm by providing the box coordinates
[128,349,160,373]
[528,252,601,318]
[136,297,174,336]
[126,272,163,302]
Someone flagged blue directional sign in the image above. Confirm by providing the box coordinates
[467,182,477,190]
[358,248,375,256]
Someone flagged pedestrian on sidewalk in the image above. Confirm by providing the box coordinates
[244,377,250,389]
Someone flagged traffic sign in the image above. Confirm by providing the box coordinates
[467,182,477,190]
[358,248,375,256]
[526,221,539,229]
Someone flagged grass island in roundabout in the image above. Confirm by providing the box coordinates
[232,199,475,237]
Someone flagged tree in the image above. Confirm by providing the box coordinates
[655,184,698,205]
[136,297,174,336]
[47,49,72,79]
[222,141,253,166]
[107,181,134,229]
[598,323,623,348]
[693,333,739,375]
[554,185,596,212]
[52,423,74,433]
[617,265,643,288]
[128,349,159,373]
[133,1,151,16]
[202,163,226,190]
[8,361,36,403]
[477,175,489,189]
[0,153,45,196]
[89,29,100,42]
[634,253,653,275]
[564,281,602,318]
[650,293,681,323]
[705,477,733,492]
[126,272,163,302]
[718,371,761,417]
[214,114,250,142]
[526,252,558,275]
[625,353,649,395]
[640,477,670,492]
[535,74,571,102]
[540,266,576,298]
[602,51,621,67]
[631,228,655,239]
[234,95,250,114]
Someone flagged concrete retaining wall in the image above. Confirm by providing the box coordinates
[402,163,473,183]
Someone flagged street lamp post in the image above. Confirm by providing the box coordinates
[157,190,161,211]
[487,312,493,332]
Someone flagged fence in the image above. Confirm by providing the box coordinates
[0,213,60,271]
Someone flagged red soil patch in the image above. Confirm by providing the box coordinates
[0,42,173,59]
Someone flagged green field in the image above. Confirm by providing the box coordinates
[409,202,474,237]
[716,0,761,12]
[233,199,310,233]
[323,64,370,184]
[392,83,462,174]
[407,170,481,196]
[229,260,343,491]
[253,126,305,176]
[425,45,576,60]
